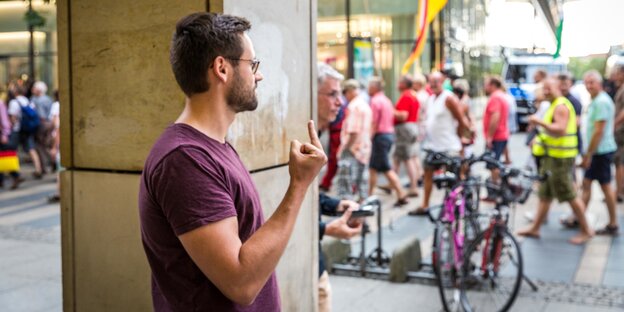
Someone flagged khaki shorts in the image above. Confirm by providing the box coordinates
[538,156,577,202]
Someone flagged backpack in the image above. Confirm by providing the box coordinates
[19,102,41,134]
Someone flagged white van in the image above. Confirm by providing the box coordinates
[502,53,568,131]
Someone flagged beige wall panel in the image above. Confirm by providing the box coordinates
[57,0,72,168]
[252,166,318,312]
[71,171,151,311]
[223,0,313,170]
[60,171,74,312]
[69,1,205,171]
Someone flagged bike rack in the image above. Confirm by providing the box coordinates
[331,196,392,278]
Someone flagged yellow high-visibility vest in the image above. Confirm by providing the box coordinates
[532,97,578,158]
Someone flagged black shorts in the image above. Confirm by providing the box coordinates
[584,152,614,184]
[369,133,394,172]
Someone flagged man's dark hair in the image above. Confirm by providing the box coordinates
[487,75,503,89]
[557,72,574,83]
[399,75,413,89]
[170,13,251,97]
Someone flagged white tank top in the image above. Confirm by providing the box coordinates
[423,90,461,152]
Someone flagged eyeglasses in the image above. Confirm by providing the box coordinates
[227,58,260,74]
[318,90,341,100]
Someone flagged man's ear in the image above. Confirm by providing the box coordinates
[212,56,229,83]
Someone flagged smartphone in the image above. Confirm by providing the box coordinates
[348,206,375,218]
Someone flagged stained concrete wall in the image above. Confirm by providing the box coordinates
[58,0,318,311]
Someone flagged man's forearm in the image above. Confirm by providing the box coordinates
[585,129,603,157]
[236,181,309,299]
[487,121,497,141]
[343,133,358,151]
[615,111,624,128]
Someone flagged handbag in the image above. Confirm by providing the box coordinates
[0,150,20,173]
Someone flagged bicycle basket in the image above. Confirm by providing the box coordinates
[505,174,534,204]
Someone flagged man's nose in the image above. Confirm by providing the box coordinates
[255,71,264,82]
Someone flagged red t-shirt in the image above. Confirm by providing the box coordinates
[483,90,510,141]
[139,123,280,312]
[394,90,420,124]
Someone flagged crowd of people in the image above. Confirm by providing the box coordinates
[130,12,624,312]
[317,64,623,245]
[0,80,60,201]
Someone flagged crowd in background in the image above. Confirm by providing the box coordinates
[319,64,623,244]
[0,80,60,201]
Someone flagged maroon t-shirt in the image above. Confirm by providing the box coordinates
[139,123,280,312]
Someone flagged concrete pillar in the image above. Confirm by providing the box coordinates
[58,0,318,311]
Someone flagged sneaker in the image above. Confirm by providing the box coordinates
[47,194,60,203]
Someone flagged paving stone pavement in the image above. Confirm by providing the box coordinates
[0,167,61,312]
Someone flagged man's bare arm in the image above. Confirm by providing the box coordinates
[445,96,470,130]
[179,121,326,306]
[585,120,606,157]
[615,110,624,128]
[394,110,408,122]
[487,111,500,141]
[532,104,569,137]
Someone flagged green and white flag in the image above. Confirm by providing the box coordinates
[553,16,563,59]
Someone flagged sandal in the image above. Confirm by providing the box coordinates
[596,225,619,236]
[394,197,409,207]
[560,218,579,229]
[377,185,392,194]
[407,191,419,198]
[408,207,428,216]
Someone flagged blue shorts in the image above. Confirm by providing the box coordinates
[11,132,35,152]
[369,133,394,172]
[486,140,507,169]
[584,152,614,184]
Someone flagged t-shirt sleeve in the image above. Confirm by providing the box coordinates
[395,95,409,112]
[152,147,237,236]
[591,99,610,122]
[50,102,60,119]
[8,100,20,116]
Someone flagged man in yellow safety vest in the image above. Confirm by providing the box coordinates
[518,77,594,244]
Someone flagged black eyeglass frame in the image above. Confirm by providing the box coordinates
[226,58,260,74]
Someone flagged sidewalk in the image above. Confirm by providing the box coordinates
[325,132,624,311]
[0,169,61,312]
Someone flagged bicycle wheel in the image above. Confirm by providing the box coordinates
[434,223,462,312]
[460,228,523,312]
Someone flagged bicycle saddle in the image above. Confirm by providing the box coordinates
[433,171,458,189]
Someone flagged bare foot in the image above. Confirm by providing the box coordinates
[569,231,594,245]
[516,228,540,239]
[407,189,419,197]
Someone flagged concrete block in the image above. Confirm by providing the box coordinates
[68,0,205,171]
[389,236,422,283]
[222,0,313,171]
[251,166,317,312]
[321,237,352,272]
[69,171,152,311]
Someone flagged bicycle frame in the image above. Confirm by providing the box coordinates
[441,185,468,270]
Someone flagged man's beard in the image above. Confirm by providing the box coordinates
[226,70,258,113]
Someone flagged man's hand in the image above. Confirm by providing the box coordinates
[0,136,7,145]
[528,115,541,126]
[337,200,358,213]
[581,155,592,169]
[325,208,362,239]
[486,138,493,149]
[289,121,327,187]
